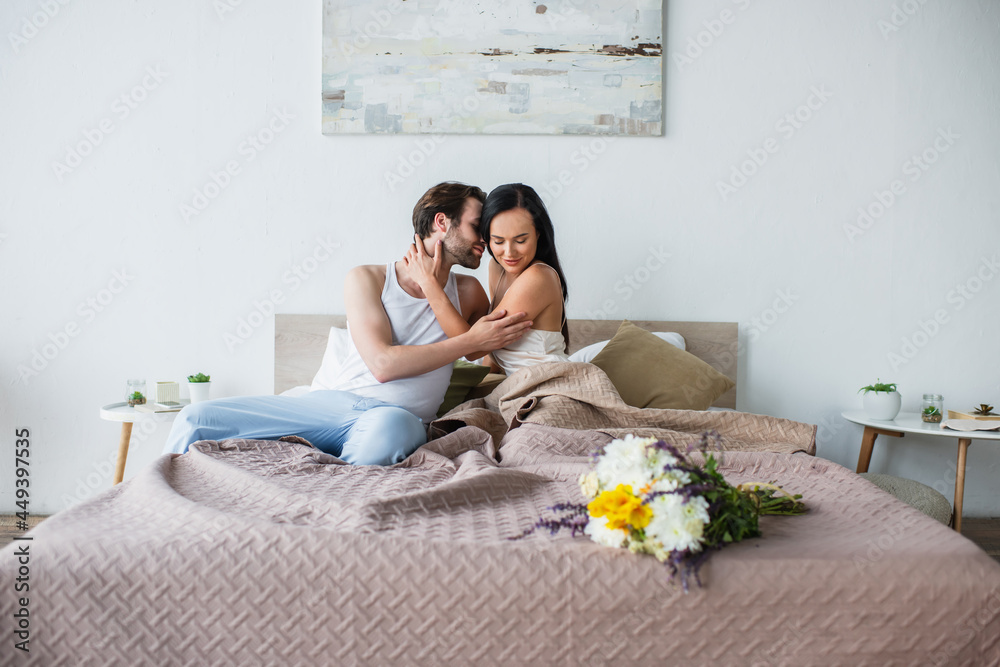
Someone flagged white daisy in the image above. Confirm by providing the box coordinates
[584,515,628,548]
[595,435,659,491]
[649,470,692,494]
[644,494,710,554]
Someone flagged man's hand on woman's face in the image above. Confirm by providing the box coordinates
[403,233,443,292]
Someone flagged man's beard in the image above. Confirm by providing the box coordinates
[443,228,481,269]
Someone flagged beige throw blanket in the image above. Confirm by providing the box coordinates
[432,361,817,456]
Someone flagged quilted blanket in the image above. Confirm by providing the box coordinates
[430,361,817,456]
[2,369,999,665]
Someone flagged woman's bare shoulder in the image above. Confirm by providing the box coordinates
[521,262,562,286]
[509,263,562,299]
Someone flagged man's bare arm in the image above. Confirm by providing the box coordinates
[344,266,531,383]
[401,239,514,362]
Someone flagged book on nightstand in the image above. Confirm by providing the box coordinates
[947,410,1000,421]
[942,419,1000,432]
[134,400,190,413]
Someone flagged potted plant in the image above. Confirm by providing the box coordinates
[922,405,942,423]
[125,378,146,407]
[187,373,211,403]
[859,379,901,421]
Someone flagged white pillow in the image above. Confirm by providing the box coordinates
[279,385,312,397]
[568,332,685,363]
[310,327,351,391]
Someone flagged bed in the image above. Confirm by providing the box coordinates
[2,317,999,666]
[273,315,739,408]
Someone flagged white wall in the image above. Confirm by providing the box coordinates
[2,0,998,516]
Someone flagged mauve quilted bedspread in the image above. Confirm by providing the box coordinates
[2,363,999,665]
[2,422,999,666]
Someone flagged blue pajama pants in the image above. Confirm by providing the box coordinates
[162,390,427,465]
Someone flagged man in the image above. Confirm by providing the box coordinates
[163,182,530,464]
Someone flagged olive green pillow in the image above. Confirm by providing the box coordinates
[589,320,735,410]
[436,360,492,417]
[466,373,507,400]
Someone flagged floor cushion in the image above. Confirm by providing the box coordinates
[859,473,953,525]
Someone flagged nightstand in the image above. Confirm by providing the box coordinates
[99,402,187,485]
[843,410,1000,532]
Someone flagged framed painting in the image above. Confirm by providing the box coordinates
[321,0,662,136]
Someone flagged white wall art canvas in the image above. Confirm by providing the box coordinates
[322,0,662,135]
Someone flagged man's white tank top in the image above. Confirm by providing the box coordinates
[329,262,462,424]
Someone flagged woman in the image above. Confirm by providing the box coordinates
[405,183,569,375]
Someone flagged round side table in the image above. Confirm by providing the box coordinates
[99,402,186,485]
[842,410,1000,533]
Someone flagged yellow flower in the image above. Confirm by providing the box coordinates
[587,484,652,531]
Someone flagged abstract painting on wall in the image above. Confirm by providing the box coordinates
[322,0,662,136]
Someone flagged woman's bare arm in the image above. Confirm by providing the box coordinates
[403,236,473,338]
[401,240,505,362]
[344,266,530,382]
[490,263,563,329]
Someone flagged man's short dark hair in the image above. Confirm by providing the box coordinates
[412,182,486,239]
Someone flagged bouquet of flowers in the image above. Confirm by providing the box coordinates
[515,432,806,590]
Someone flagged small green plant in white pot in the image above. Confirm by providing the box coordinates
[859,379,901,421]
[187,373,211,403]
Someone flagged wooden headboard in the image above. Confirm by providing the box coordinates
[275,315,738,409]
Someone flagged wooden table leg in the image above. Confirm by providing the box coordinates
[953,438,972,533]
[114,422,133,485]
[857,427,878,473]
[855,425,904,473]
